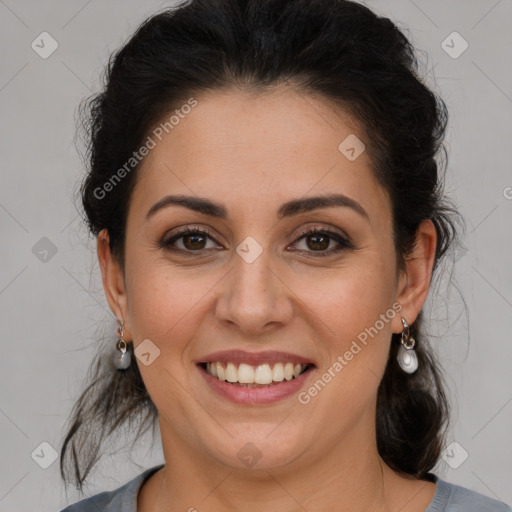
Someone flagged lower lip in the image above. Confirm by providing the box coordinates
[198,365,315,405]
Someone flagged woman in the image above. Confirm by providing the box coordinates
[59,0,511,510]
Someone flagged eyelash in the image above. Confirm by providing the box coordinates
[160,225,354,258]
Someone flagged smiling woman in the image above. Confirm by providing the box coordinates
[58,1,510,512]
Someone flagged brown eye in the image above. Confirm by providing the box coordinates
[291,227,354,257]
[161,227,221,252]
[182,232,207,250]
[304,233,330,251]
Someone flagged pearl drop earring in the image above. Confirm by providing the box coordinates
[113,321,132,370]
[397,317,418,374]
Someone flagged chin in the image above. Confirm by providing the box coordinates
[206,427,309,471]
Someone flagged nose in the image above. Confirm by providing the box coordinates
[214,246,294,336]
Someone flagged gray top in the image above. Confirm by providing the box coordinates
[61,464,511,511]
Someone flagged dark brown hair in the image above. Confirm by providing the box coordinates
[61,0,463,491]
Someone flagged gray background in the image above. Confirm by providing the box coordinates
[1,0,511,510]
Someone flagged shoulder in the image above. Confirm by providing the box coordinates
[427,473,511,512]
[59,464,165,512]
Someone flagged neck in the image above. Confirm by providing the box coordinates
[140,412,405,512]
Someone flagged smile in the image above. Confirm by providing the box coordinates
[196,350,316,404]
[202,361,312,387]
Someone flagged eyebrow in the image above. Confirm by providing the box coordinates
[145,193,369,222]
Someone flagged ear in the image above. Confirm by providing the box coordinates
[392,219,437,334]
[97,228,132,340]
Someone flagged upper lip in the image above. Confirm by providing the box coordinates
[195,350,316,367]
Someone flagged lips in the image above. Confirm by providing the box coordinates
[196,349,316,367]
[195,350,316,393]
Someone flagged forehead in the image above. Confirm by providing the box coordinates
[129,86,391,229]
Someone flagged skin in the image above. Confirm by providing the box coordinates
[97,84,438,512]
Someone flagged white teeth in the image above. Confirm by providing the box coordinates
[272,363,285,382]
[225,362,238,383]
[238,363,255,383]
[216,362,226,381]
[284,362,294,380]
[204,361,309,385]
[254,364,273,384]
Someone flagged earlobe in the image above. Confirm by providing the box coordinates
[392,219,437,333]
[97,229,130,334]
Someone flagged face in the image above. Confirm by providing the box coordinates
[99,85,435,474]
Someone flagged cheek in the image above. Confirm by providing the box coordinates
[124,264,215,418]
[292,254,396,339]
[127,265,209,343]
[292,258,396,398]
